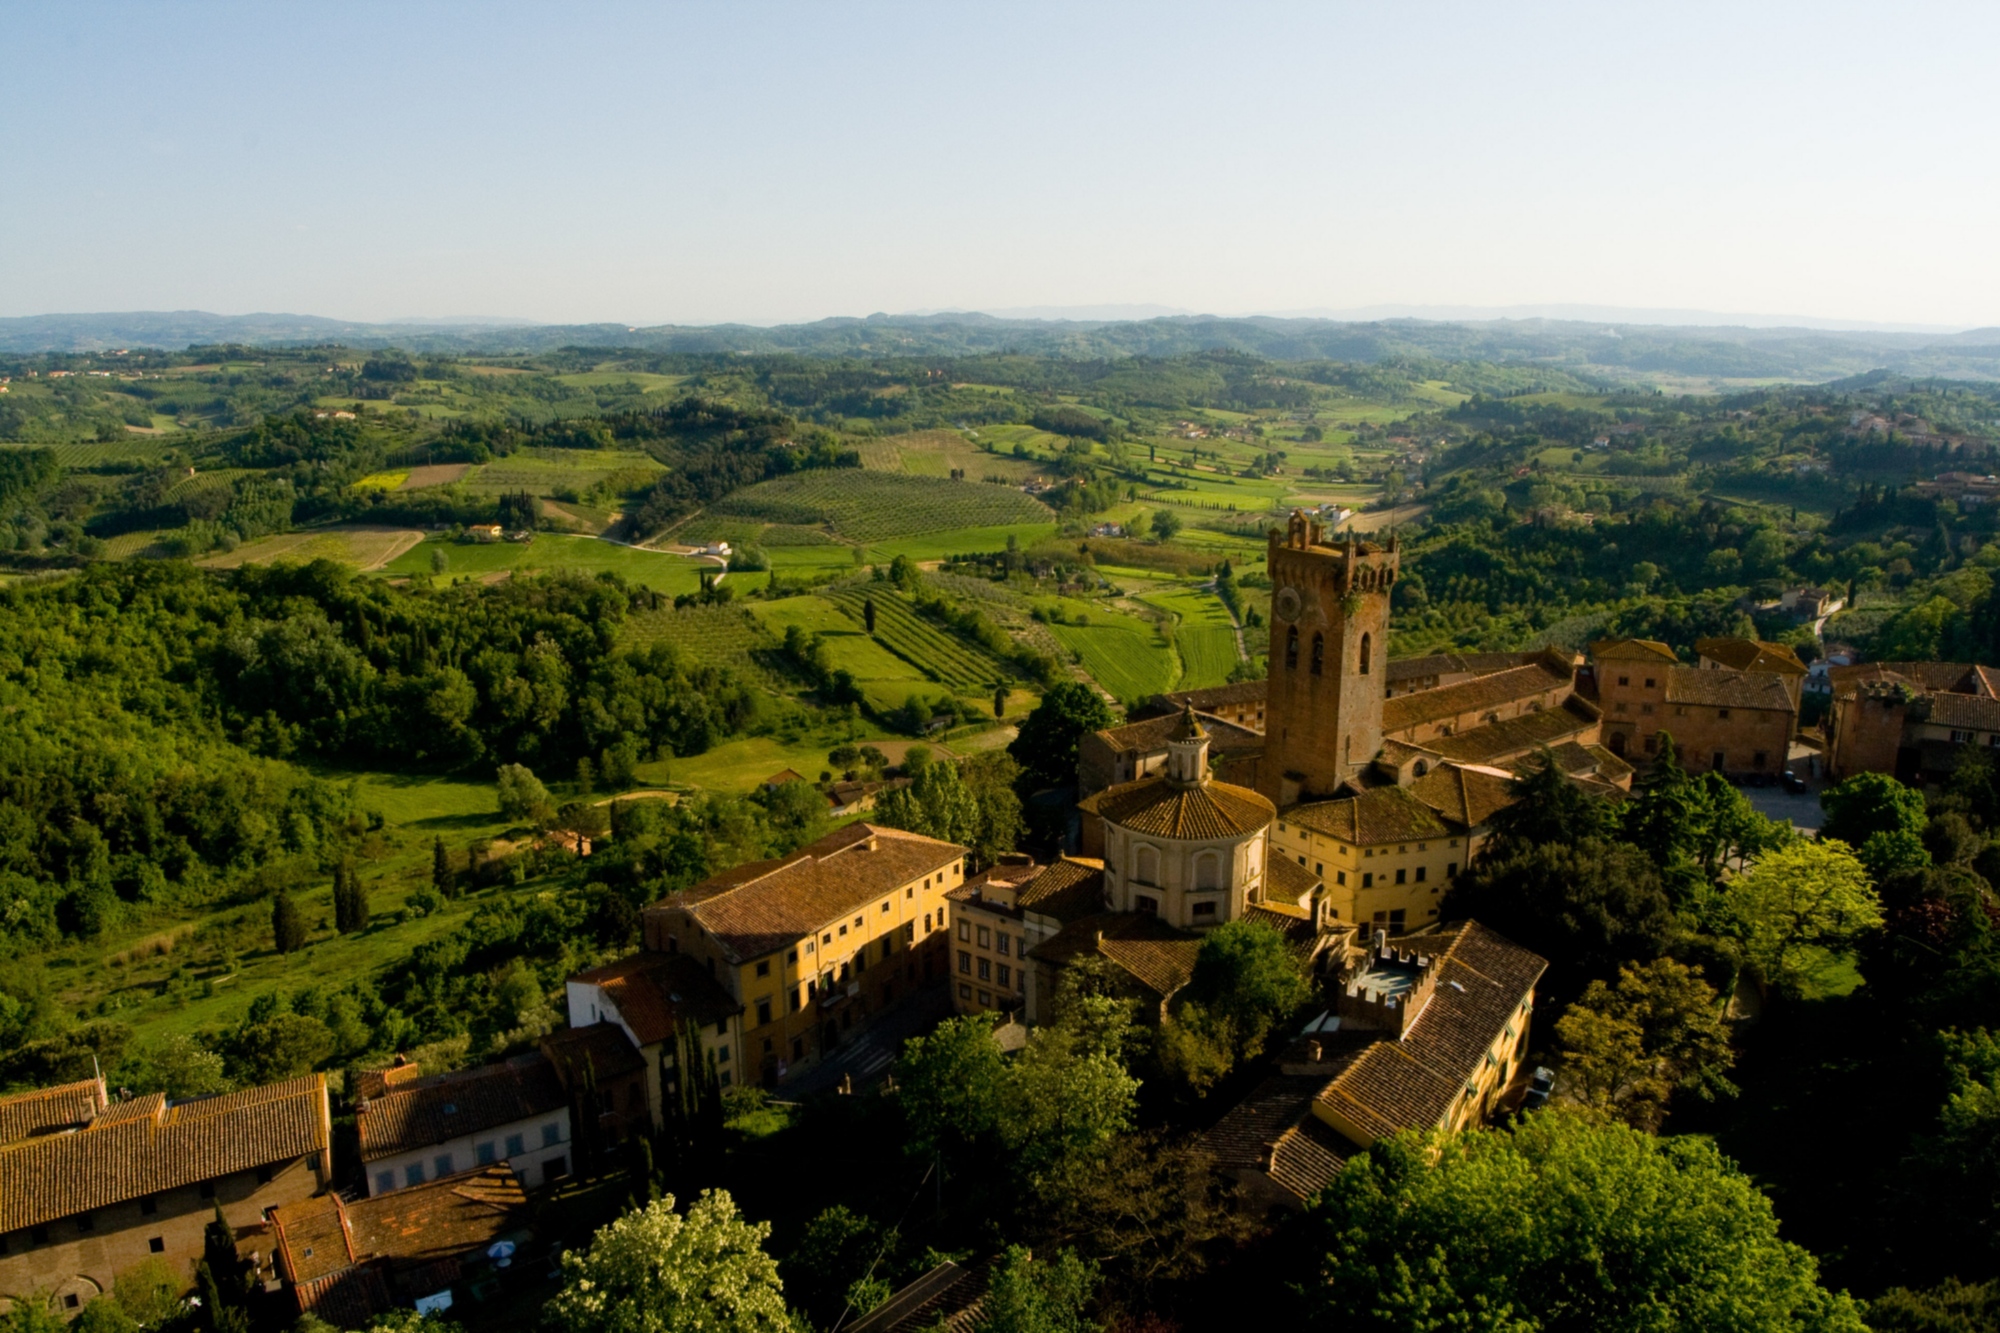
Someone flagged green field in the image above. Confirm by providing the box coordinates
[624,603,779,674]
[1138,585,1244,688]
[707,470,1054,543]
[1044,600,1178,704]
[820,586,1017,694]
[377,533,712,594]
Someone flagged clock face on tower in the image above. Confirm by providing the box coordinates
[1273,585,1304,622]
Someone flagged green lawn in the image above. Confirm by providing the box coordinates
[1045,603,1178,704]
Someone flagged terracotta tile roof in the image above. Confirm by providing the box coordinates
[539,1023,646,1086]
[1315,922,1545,1143]
[1422,696,1599,764]
[1972,666,2000,699]
[356,1054,566,1163]
[660,823,965,963]
[1029,913,1202,1000]
[276,1166,526,1323]
[568,952,741,1047]
[1266,854,1322,907]
[1145,680,1267,714]
[0,1079,105,1144]
[1244,904,1321,956]
[1017,858,1108,923]
[1284,785,1454,846]
[1663,666,1795,711]
[1203,1068,1359,1203]
[1579,744,1634,785]
[0,1075,330,1232]
[1923,692,2000,731]
[1383,659,1572,732]
[1386,650,1542,683]
[1079,774,1275,840]
[1408,764,1517,828]
[1590,638,1679,664]
[848,1259,993,1333]
[1694,637,1808,675]
[1090,711,1264,757]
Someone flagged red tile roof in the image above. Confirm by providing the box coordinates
[1590,638,1679,664]
[539,1023,647,1086]
[567,951,742,1048]
[659,823,965,963]
[1663,665,1795,711]
[1284,785,1454,845]
[0,1078,105,1145]
[356,1055,566,1163]
[0,1075,330,1232]
[1694,637,1808,675]
[1079,774,1275,840]
[1383,659,1572,732]
[1029,912,1202,999]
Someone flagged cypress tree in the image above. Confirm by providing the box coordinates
[331,861,352,933]
[346,869,368,933]
[432,835,453,899]
[271,889,305,954]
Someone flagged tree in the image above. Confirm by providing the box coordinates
[1868,1279,2000,1333]
[496,763,552,825]
[1002,1009,1139,1180]
[961,751,1026,867]
[1161,919,1310,1091]
[994,684,1010,718]
[110,1257,184,1328]
[1302,1111,1866,1333]
[1728,839,1882,992]
[226,1012,334,1084]
[1821,771,1928,850]
[897,1014,1008,1158]
[1148,509,1181,542]
[432,835,454,899]
[544,1191,795,1333]
[974,1246,1098,1333]
[863,597,877,633]
[271,889,305,954]
[780,1205,889,1330]
[875,761,981,848]
[1008,682,1115,794]
[1445,838,1678,988]
[1554,957,1736,1130]
[1477,753,1616,858]
[126,1032,230,1099]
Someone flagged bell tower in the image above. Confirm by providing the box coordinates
[1260,511,1397,805]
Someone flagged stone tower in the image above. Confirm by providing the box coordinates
[1260,510,1398,805]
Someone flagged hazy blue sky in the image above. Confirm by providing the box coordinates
[5,1,1996,328]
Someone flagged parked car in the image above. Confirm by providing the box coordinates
[1783,769,1808,794]
[1521,1066,1556,1111]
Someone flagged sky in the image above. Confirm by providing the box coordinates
[4,1,1997,330]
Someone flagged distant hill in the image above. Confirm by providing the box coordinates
[6,309,2000,383]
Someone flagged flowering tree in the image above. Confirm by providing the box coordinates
[545,1191,798,1333]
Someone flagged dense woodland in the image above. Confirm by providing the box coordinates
[8,343,2000,1332]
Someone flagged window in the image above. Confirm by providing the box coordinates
[433,1152,454,1176]
[1753,751,1767,769]
[375,1171,395,1193]
[1447,862,1458,877]
[1372,908,1408,928]
[978,958,991,981]
[505,1133,526,1157]
[904,922,915,942]
[853,915,863,929]
[149,1236,166,1253]
[756,961,770,977]
[1618,675,1630,686]
[1310,631,1324,675]
[1362,873,1374,888]
[1644,735,1658,755]
[1192,901,1218,918]
[477,1141,497,1165]
[1135,844,1160,886]
[806,940,816,953]
[906,887,913,898]
[787,948,798,963]
[1135,894,1158,915]
[1640,703,1654,715]
[959,983,972,1000]
[882,938,893,960]
[924,913,932,932]
[822,933,832,945]
[1359,632,1371,674]
[881,901,890,913]
[977,990,992,1005]
[1195,851,1221,890]
[1395,868,1406,885]
[717,1017,728,1035]
[757,998,772,1026]
[1718,708,1731,719]
[1314,862,1323,876]
[790,989,802,1012]
[1337,870,1347,885]
[1285,625,1299,669]
[997,964,1012,987]
[958,920,971,940]
[838,924,847,936]
[64,1296,80,1311]
[997,933,1010,956]
[406,1163,426,1187]
[959,950,972,973]
[1644,677,1656,688]
[543,1122,562,1147]
[976,926,990,948]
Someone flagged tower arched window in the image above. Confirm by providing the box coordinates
[1359,632,1372,675]
[1285,625,1299,670]
[1310,632,1324,676]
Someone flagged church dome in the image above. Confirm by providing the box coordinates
[1083,775,1274,840]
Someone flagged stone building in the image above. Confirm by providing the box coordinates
[1589,638,1798,773]
[1826,661,2000,782]
[0,1076,332,1318]
[355,1054,572,1197]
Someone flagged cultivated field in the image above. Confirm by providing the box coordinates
[199,525,425,571]
[707,470,1054,543]
[375,533,711,594]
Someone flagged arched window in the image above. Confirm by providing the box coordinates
[1285,625,1299,670]
[1195,852,1221,891]
[1135,844,1160,887]
[1414,759,1429,777]
[1310,632,1324,676]
[1359,632,1372,675]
